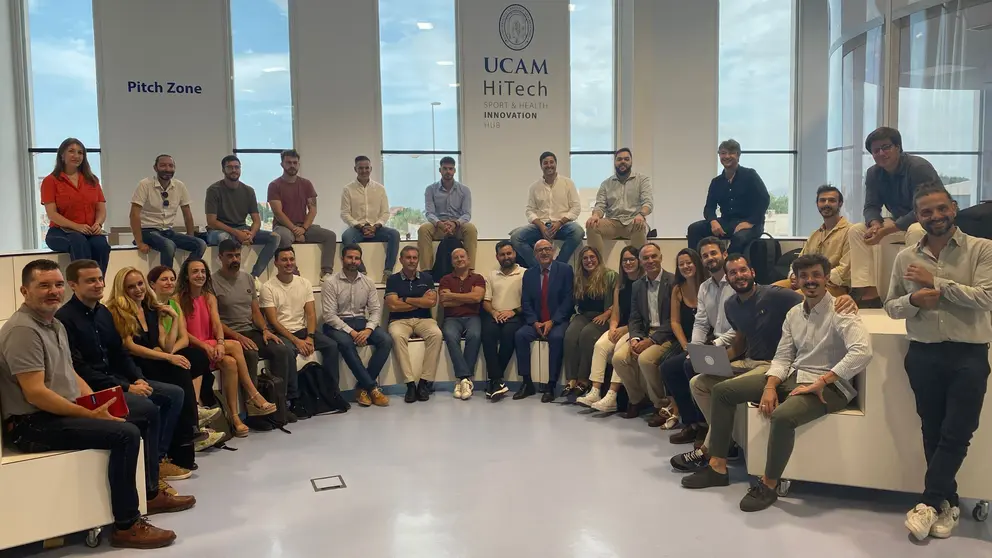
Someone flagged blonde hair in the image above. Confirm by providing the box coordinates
[105,267,160,339]
[574,246,609,299]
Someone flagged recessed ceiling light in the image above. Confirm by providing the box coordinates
[436,60,454,66]
[417,22,434,30]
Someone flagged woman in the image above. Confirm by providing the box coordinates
[577,246,642,412]
[653,248,708,429]
[41,138,111,274]
[561,246,617,397]
[177,259,275,437]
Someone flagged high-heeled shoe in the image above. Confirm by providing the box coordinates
[246,392,276,416]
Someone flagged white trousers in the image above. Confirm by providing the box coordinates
[848,222,925,288]
[590,331,628,384]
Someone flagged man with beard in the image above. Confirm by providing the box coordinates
[340,156,401,284]
[268,150,338,280]
[418,157,478,271]
[687,139,770,255]
[681,254,872,513]
[586,148,653,256]
[773,185,851,296]
[481,241,526,402]
[885,183,992,541]
[130,154,207,268]
[849,127,942,308]
[205,155,281,280]
[510,152,584,268]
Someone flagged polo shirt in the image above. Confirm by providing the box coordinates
[438,271,485,317]
[132,176,192,230]
[425,180,472,225]
[863,153,942,230]
[724,285,803,362]
[268,176,317,226]
[702,166,769,226]
[485,265,526,312]
[40,172,106,227]
[205,180,259,229]
[386,270,435,321]
[54,296,145,392]
[213,270,257,333]
[0,305,80,420]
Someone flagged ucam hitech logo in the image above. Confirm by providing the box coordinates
[499,4,534,51]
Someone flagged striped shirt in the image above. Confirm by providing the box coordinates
[321,271,381,333]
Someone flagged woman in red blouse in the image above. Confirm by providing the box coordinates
[41,137,112,274]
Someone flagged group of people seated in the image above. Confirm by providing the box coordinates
[5,126,988,549]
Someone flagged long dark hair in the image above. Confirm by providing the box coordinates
[674,248,707,288]
[51,137,99,185]
[176,258,214,316]
[618,245,643,291]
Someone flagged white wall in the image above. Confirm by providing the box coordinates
[0,1,28,251]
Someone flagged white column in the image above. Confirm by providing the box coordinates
[0,1,29,250]
[796,0,830,234]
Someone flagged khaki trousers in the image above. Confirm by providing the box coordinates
[848,222,925,288]
[586,219,647,258]
[388,318,443,383]
[690,358,770,448]
[417,222,479,270]
[611,339,675,408]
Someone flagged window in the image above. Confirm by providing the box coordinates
[718,0,797,236]
[25,0,101,247]
[378,0,459,238]
[569,0,615,227]
[230,0,294,231]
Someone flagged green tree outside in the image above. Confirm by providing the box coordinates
[388,207,426,236]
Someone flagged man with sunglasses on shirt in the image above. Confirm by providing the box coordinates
[848,127,942,308]
[130,154,207,268]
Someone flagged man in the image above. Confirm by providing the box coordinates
[885,183,992,541]
[0,260,193,549]
[268,149,338,280]
[130,154,207,268]
[55,259,191,481]
[610,243,676,416]
[850,127,942,308]
[513,239,574,402]
[687,139,770,255]
[212,239,307,419]
[773,184,851,296]
[586,148,653,256]
[510,152,584,268]
[322,244,392,407]
[205,155,281,279]
[681,254,872,514]
[439,248,486,400]
[418,157,478,271]
[340,155,401,284]
[260,247,346,415]
[482,241,526,402]
[385,246,443,403]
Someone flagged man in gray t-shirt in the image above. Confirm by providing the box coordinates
[204,155,281,278]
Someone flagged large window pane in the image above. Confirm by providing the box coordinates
[571,154,614,228]
[570,0,614,152]
[230,0,293,149]
[381,153,460,238]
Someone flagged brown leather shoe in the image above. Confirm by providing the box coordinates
[646,408,668,427]
[110,518,176,549]
[356,389,372,407]
[622,398,650,419]
[370,388,390,407]
[147,489,196,515]
[670,425,699,445]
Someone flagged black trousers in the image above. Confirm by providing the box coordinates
[135,347,205,469]
[280,328,341,387]
[240,328,298,401]
[481,313,523,381]
[686,218,763,255]
[905,341,991,508]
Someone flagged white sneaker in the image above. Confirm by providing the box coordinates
[576,388,602,407]
[905,503,939,541]
[320,272,333,282]
[460,378,473,400]
[197,406,221,427]
[930,501,960,539]
[591,390,618,412]
[193,429,225,452]
[453,380,464,399]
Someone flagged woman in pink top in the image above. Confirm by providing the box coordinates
[176,259,274,437]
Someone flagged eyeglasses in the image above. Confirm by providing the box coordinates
[870,143,895,155]
[535,247,553,253]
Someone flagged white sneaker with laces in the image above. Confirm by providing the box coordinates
[460,378,473,400]
[591,390,618,412]
[320,272,333,282]
[576,388,602,407]
[905,503,939,541]
[197,406,221,427]
[929,501,960,539]
[453,380,464,399]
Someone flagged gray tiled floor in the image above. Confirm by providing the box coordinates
[6,394,992,557]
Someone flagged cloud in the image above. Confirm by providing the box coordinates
[268,0,288,17]
[28,38,98,92]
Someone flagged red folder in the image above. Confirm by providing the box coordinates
[75,386,129,418]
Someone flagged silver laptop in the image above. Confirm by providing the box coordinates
[687,343,734,377]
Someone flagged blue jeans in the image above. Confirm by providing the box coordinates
[324,318,393,390]
[45,227,111,275]
[661,351,704,424]
[514,321,568,384]
[206,226,281,277]
[442,315,482,379]
[510,222,584,268]
[141,228,207,268]
[341,226,400,274]
[144,379,184,462]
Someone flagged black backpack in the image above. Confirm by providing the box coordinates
[774,248,803,284]
[243,373,291,434]
[745,232,784,285]
[297,362,348,416]
[431,236,464,279]
[957,201,992,240]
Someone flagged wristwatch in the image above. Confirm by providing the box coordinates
[307,333,315,339]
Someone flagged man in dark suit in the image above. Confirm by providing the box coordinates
[513,239,575,402]
[612,243,677,419]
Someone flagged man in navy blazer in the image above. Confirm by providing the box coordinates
[513,239,575,402]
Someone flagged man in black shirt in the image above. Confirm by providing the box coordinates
[687,139,770,255]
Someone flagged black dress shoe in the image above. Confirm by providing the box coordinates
[289,401,312,420]
[417,379,432,401]
[404,383,418,403]
[512,380,536,400]
[669,425,699,445]
[541,386,556,403]
[681,466,730,489]
[740,482,778,512]
[285,411,298,424]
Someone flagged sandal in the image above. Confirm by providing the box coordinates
[657,406,680,430]
[246,392,276,416]
[233,422,249,437]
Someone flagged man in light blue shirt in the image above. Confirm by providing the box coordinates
[417,157,478,271]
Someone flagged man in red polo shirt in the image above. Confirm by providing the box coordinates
[439,248,485,400]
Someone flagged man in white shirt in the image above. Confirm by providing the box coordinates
[259,247,344,415]
[481,241,526,402]
[130,154,207,268]
[680,254,872,513]
[340,155,401,284]
[510,151,584,268]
